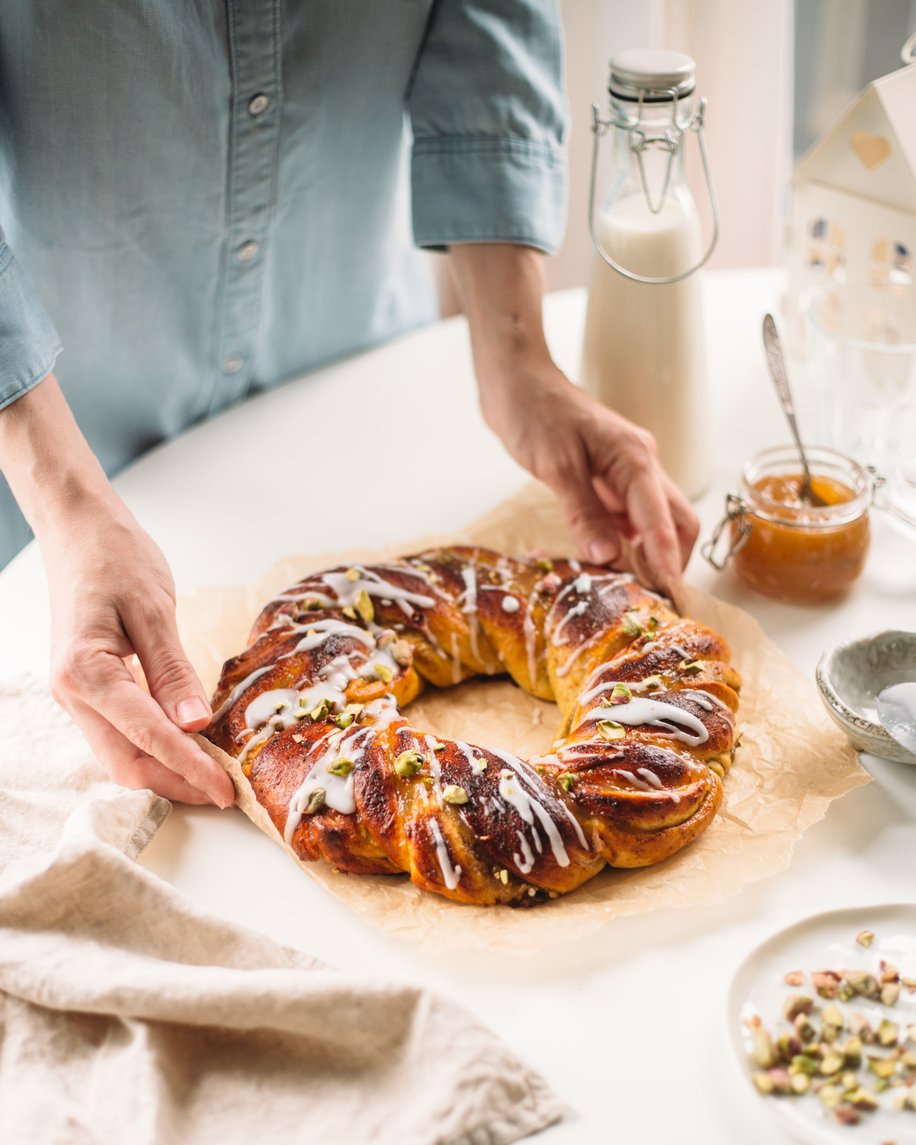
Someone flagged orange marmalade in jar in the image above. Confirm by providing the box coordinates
[704,446,873,604]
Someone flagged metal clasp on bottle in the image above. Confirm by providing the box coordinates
[588,87,719,286]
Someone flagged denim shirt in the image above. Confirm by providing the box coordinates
[0,1,567,565]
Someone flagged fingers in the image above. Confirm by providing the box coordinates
[52,647,234,808]
[616,462,684,588]
[69,697,218,803]
[661,472,701,569]
[540,455,623,565]
[125,603,213,731]
[587,425,700,587]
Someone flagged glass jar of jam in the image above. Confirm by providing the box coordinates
[704,446,873,604]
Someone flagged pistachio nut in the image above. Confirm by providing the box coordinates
[752,1029,776,1069]
[393,751,424,778]
[355,590,374,623]
[783,995,814,1022]
[621,612,642,637]
[304,787,326,815]
[596,719,626,741]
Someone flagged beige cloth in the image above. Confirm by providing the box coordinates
[0,677,563,1145]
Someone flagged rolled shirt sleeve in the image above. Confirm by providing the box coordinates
[0,240,62,412]
[407,0,568,254]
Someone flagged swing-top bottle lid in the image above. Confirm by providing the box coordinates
[608,49,696,102]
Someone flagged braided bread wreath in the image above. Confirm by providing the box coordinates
[204,547,741,907]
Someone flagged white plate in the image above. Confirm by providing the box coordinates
[728,904,916,1145]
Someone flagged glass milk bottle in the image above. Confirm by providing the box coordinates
[580,50,719,499]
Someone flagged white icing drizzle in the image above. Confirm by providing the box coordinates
[578,676,666,706]
[455,740,487,774]
[281,618,374,656]
[679,690,713,711]
[615,766,680,803]
[598,572,635,593]
[270,590,335,607]
[577,679,622,705]
[321,567,435,612]
[211,665,273,721]
[244,688,302,731]
[581,697,709,747]
[266,612,298,632]
[614,769,655,793]
[460,566,480,660]
[573,573,593,595]
[357,645,401,683]
[497,770,537,825]
[683,688,734,720]
[551,599,589,646]
[580,658,612,695]
[522,603,537,684]
[237,726,273,766]
[531,800,572,865]
[283,726,375,844]
[493,751,572,867]
[417,616,448,662]
[545,578,584,631]
[501,596,520,614]
[429,818,462,890]
[321,654,360,691]
[558,743,624,762]
[514,830,535,874]
[554,576,645,679]
[362,695,402,728]
[373,561,436,589]
[569,559,581,573]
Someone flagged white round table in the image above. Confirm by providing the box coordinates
[4,268,915,1143]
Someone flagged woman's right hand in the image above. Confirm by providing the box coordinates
[1,375,234,807]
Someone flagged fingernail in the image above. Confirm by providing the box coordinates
[588,540,617,565]
[177,696,211,725]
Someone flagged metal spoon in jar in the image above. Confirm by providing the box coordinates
[762,314,828,507]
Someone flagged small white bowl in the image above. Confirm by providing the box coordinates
[816,630,916,764]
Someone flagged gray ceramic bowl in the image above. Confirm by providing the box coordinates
[816,630,916,763]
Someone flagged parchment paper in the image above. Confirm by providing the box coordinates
[181,483,869,953]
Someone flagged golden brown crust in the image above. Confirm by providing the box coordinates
[205,550,740,906]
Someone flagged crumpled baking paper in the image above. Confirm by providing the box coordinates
[181,483,869,953]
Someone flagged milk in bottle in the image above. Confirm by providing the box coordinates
[580,50,717,500]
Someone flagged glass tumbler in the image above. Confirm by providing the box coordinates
[804,279,916,486]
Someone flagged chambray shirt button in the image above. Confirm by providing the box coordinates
[237,241,259,263]
[248,93,270,116]
[223,356,244,374]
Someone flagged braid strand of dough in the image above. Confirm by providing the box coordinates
[205,547,741,906]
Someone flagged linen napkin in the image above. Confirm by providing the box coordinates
[0,676,564,1145]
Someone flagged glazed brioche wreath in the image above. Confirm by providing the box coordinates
[205,546,741,906]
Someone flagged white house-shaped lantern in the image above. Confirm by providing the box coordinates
[784,51,916,354]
